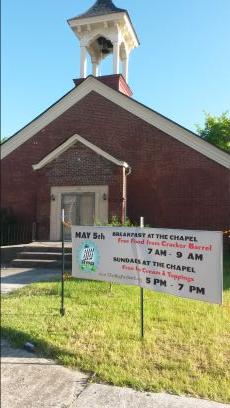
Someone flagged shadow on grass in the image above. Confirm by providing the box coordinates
[1,268,60,285]
[1,326,87,376]
[223,252,230,290]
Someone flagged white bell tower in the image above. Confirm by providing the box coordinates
[68,0,139,83]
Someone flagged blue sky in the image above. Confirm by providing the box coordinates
[2,0,230,138]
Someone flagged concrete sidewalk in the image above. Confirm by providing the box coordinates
[1,266,60,294]
[1,338,88,408]
[1,338,229,408]
[1,267,229,408]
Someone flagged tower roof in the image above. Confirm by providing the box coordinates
[69,0,127,21]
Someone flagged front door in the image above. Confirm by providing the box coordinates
[61,193,95,240]
[50,186,108,241]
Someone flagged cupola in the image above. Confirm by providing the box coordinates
[67,0,139,84]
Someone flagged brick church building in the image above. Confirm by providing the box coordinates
[1,0,229,241]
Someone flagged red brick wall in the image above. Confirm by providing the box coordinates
[1,91,229,239]
[36,143,124,239]
[74,74,133,96]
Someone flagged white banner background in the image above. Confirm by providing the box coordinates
[72,226,223,304]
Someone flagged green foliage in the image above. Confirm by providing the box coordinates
[107,215,137,227]
[106,216,149,227]
[196,111,230,153]
[96,216,137,227]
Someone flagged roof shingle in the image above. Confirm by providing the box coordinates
[69,0,127,21]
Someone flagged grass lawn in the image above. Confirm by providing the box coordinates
[1,253,230,403]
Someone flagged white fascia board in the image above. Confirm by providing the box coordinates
[2,75,230,169]
[32,133,129,170]
[123,15,139,47]
[1,85,92,160]
[68,12,125,27]
[88,79,230,169]
[76,135,129,168]
[68,13,139,47]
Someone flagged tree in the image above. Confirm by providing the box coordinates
[196,112,230,153]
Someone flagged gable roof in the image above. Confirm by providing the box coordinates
[1,76,230,169]
[32,134,129,170]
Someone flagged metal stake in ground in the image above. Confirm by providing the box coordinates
[60,208,65,316]
[140,216,144,339]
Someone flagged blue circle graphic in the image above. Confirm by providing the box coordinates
[77,240,100,273]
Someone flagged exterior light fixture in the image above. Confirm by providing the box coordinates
[51,194,55,201]
[103,193,107,201]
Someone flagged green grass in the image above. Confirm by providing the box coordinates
[1,253,230,403]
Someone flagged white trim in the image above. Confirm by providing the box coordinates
[90,81,230,170]
[50,185,108,240]
[1,84,93,160]
[1,76,230,169]
[68,12,125,26]
[32,134,129,170]
[68,12,139,47]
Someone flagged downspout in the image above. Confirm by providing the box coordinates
[122,164,132,224]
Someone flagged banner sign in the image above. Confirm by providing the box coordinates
[72,226,223,304]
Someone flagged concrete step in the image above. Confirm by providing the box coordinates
[17,252,72,260]
[22,246,72,254]
[11,259,72,270]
